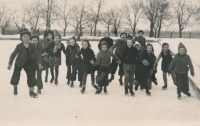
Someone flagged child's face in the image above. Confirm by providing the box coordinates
[22,34,30,43]
[105,33,109,38]
[82,42,88,49]
[162,45,169,53]
[66,40,70,46]
[127,40,133,47]
[121,34,126,40]
[31,38,38,45]
[179,47,185,55]
[147,46,153,53]
[47,34,53,39]
[139,32,144,37]
[101,45,107,52]
[70,39,75,46]
[135,45,141,51]
[55,36,61,43]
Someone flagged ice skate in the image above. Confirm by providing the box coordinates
[104,87,108,94]
[37,89,41,94]
[50,76,54,83]
[29,91,38,98]
[129,87,135,96]
[125,86,129,95]
[162,85,167,90]
[95,87,102,94]
[70,81,74,88]
[14,87,18,95]
[80,87,86,94]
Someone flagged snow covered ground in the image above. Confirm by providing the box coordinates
[0,40,200,126]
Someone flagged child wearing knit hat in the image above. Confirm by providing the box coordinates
[168,42,194,100]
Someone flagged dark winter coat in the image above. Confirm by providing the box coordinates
[134,36,146,51]
[44,30,54,39]
[95,50,119,67]
[9,43,42,67]
[45,42,65,58]
[77,47,96,73]
[111,39,127,56]
[40,38,53,50]
[168,53,194,75]
[142,51,156,70]
[121,46,138,64]
[66,44,82,65]
[98,37,113,50]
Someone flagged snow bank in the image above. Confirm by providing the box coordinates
[160,38,200,98]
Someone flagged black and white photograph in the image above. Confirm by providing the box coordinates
[0,0,200,125]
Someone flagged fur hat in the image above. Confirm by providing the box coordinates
[100,41,108,47]
[20,31,31,41]
[138,30,144,34]
[178,42,187,53]
[30,34,39,41]
[120,32,127,38]
[162,43,169,48]
[54,33,61,39]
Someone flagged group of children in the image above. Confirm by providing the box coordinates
[7,29,195,100]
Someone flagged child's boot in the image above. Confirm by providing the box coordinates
[129,86,135,96]
[55,78,58,85]
[108,74,114,82]
[70,81,74,88]
[178,94,182,100]
[95,87,102,94]
[146,89,151,96]
[186,93,192,97]
[134,81,139,91]
[50,76,54,83]
[45,76,48,82]
[80,87,86,94]
[67,80,70,85]
[104,86,108,94]
[29,91,38,98]
[14,87,18,95]
[119,76,123,86]
[92,84,99,90]
[125,86,129,95]
[162,84,167,90]
[37,89,41,94]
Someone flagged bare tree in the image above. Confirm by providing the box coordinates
[23,0,42,30]
[101,10,113,31]
[42,0,58,25]
[0,4,13,35]
[13,10,21,32]
[110,9,123,36]
[123,0,144,37]
[57,0,74,36]
[173,0,194,38]
[89,0,106,36]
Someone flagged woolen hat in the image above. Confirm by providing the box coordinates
[178,42,187,53]
[120,32,127,38]
[30,34,39,41]
[20,31,31,41]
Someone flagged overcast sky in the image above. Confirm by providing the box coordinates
[1,0,200,31]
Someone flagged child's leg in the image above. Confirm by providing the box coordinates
[82,73,87,87]
[50,66,54,83]
[182,74,190,96]
[66,64,71,80]
[23,63,36,88]
[71,65,77,82]
[163,72,167,86]
[124,70,130,87]
[109,59,118,82]
[91,72,95,84]
[129,71,135,95]
[175,72,182,95]
[171,71,177,86]
[55,66,59,78]
[10,64,22,86]
[36,69,43,93]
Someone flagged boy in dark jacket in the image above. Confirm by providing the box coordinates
[154,43,176,90]
[8,31,43,98]
[76,40,99,93]
[30,35,46,94]
[168,43,194,100]
[65,39,71,84]
[93,41,120,94]
[134,30,146,51]
[66,36,83,88]
[121,37,138,96]
[98,31,113,50]
[109,32,128,85]
[45,34,65,85]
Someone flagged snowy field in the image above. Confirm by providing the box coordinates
[0,40,200,126]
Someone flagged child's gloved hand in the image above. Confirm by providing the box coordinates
[7,64,11,70]
[191,73,195,77]
[90,60,95,65]
[116,60,121,64]
[142,60,149,66]
[38,64,43,70]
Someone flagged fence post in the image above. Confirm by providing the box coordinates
[171,32,172,38]
[189,32,191,38]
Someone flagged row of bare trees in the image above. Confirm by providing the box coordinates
[0,0,200,38]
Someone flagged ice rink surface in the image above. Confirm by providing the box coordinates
[0,40,200,126]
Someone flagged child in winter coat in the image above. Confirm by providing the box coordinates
[154,43,176,90]
[65,39,71,84]
[8,31,43,98]
[109,32,128,85]
[121,37,138,96]
[168,43,194,100]
[45,34,65,85]
[76,40,99,93]
[41,32,53,82]
[66,36,83,88]
[98,31,113,50]
[30,35,46,94]
[93,41,120,94]
[135,44,156,96]
[134,30,146,51]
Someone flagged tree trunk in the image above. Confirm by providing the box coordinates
[2,27,5,35]
[157,26,161,38]
[94,22,97,36]
[149,22,154,37]
[114,28,118,36]
[107,26,110,32]
[154,29,157,38]
[179,25,182,38]
[90,27,93,36]
[63,29,66,37]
